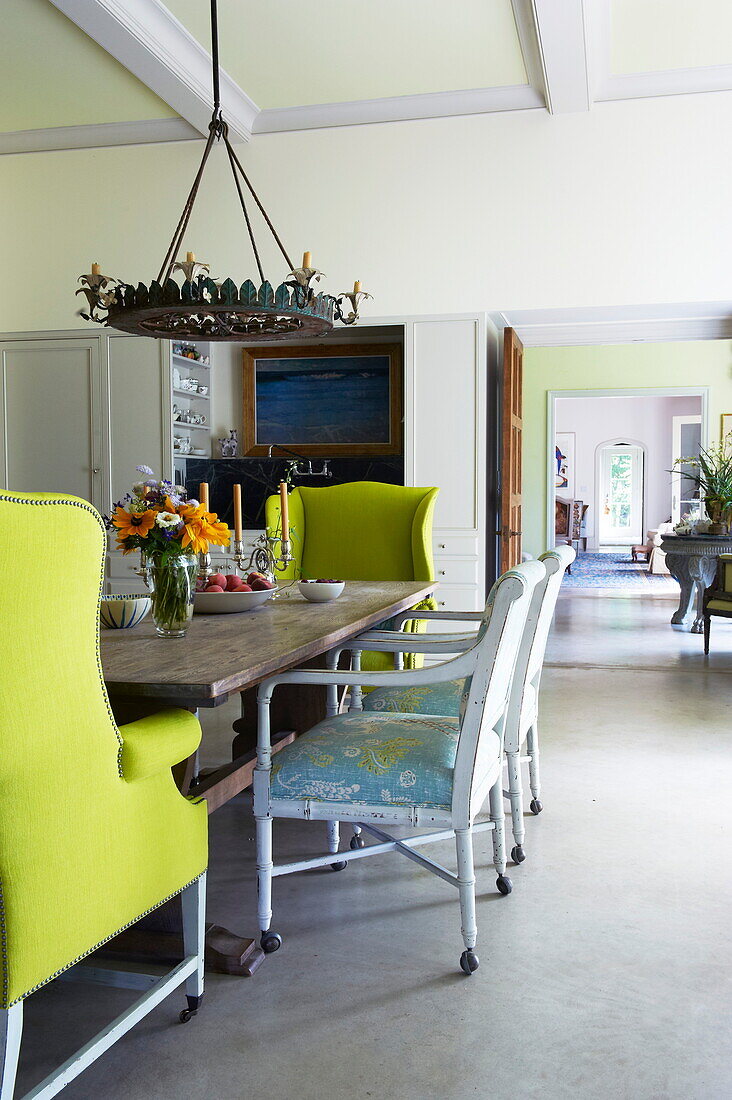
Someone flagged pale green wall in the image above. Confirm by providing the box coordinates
[522,340,732,556]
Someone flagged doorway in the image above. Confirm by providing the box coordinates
[597,441,644,545]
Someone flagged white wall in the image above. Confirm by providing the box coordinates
[555,393,700,547]
[3,89,732,334]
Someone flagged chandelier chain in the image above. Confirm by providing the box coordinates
[223,134,295,273]
[156,126,218,285]
[224,137,266,284]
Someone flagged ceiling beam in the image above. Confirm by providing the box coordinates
[48,0,258,142]
[530,0,591,113]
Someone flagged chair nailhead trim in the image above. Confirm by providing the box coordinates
[0,494,135,1008]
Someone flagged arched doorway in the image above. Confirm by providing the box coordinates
[596,440,645,546]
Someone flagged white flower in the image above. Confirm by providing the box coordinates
[156,511,182,529]
[399,770,417,787]
[132,481,146,496]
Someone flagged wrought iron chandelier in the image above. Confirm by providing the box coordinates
[77,0,370,343]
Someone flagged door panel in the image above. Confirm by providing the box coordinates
[500,328,523,570]
[0,341,102,509]
[108,335,168,511]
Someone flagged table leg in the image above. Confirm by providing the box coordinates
[664,552,696,629]
[688,554,718,634]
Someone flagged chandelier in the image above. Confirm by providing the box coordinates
[76,1,371,343]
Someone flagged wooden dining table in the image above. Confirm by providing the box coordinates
[100,579,435,976]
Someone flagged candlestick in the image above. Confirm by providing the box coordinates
[199,482,209,511]
[353,280,362,294]
[186,251,195,262]
[302,251,312,270]
[91,263,101,276]
[233,483,243,541]
[279,481,289,541]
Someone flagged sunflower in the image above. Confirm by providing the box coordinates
[181,518,209,554]
[112,506,156,541]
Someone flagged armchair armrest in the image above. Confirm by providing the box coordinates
[389,609,484,629]
[258,647,475,705]
[120,708,202,782]
[353,630,477,653]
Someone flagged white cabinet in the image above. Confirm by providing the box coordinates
[405,316,486,614]
[0,338,104,510]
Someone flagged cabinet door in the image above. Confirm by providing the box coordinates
[107,335,169,510]
[409,318,483,532]
[0,339,103,509]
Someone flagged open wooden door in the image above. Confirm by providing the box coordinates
[500,327,523,571]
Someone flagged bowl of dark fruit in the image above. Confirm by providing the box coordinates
[298,579,345,603]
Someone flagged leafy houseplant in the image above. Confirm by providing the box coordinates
[105,466,230,637]
[672,438,732,535]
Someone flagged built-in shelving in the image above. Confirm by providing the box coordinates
[171,341,212,468]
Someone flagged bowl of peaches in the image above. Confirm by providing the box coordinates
[194,571,277,614]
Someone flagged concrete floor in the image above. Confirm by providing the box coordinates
[15,594,732,1099]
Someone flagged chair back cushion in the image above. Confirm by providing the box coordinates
[265,482,438,582]
[0,492,206,1007]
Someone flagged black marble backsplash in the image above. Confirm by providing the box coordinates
[182,456,404,530]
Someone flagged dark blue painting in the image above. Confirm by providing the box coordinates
[254,355,392,447]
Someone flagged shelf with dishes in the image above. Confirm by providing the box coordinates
[173,387,209,400]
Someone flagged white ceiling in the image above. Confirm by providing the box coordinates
[165,0,528,109]
[3,0,732,154]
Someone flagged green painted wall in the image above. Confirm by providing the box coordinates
[522,340,732,556]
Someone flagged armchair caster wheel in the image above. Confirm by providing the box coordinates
[496,874,513,896]
[459,949,479,975]
[530,799,543,815]
[349,835,366,850]
[179,1009,196,1023]
[331,860,348,871]
[260,931,282,954]
[511,845,526,864]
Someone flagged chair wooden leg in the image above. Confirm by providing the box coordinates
[505,750,526,861]
[488,778,508,879]
[704,615,711,655]
[181,874,206,1013]
[526,721,543,813]
[455,828,477,951]
[326,820,340,855]
[348,649,363,711]
[0,1004,22,1100]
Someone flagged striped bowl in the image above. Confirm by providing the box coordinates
[100,594,152,629]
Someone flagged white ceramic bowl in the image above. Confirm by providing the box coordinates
[193,587,276,614]
[298,580,345,603]
[100,594,151,629]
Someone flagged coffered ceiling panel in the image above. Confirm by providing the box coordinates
[611,0,732,74]
[1,0,177,132]
[165,0,529,109]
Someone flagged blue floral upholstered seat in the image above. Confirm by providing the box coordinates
[270,711,470,809]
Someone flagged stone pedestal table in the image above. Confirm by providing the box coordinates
[660,534,732,632]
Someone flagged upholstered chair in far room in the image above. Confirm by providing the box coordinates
[265,481,439,670]
[351,545,575,863]
[0,493,208,1100]
[253,561,544,975]
[703,553,732,654]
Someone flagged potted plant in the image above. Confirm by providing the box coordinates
[672,439,732,536]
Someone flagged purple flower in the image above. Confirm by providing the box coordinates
[136,464,155,477]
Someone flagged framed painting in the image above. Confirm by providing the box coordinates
[242,342,402,456]
[555,432,575,498]
[722,413,732,449]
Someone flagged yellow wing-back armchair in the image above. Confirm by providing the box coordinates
[0,492,208,1098]
[265,481,439,670]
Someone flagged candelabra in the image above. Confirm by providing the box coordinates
[197,550,214,587]
[229,532,296,597]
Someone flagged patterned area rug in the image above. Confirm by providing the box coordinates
[561,552,677,589]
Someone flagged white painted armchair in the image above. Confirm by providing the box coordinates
[253,561,544,975]
[349,546,575,863]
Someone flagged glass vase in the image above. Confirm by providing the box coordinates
[149,555,197,638]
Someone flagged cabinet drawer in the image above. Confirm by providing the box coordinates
[433,557,478,586]
[431,584,482,613]
[433,534,477,557]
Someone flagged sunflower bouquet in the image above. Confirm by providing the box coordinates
[106,466,231,636]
